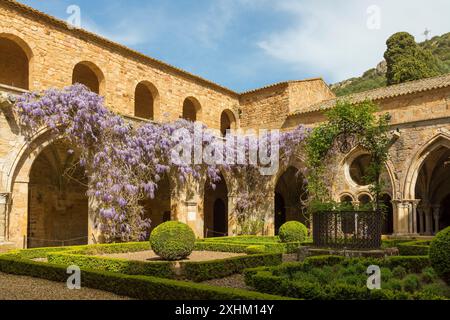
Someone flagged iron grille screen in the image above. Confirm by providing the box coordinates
[313,210,382,249]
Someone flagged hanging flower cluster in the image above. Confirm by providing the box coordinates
[15,84,309,241]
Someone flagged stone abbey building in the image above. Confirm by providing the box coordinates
[1,0,450,248]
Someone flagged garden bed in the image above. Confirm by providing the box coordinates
[244,255,448,300]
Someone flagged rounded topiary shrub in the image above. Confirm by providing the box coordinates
[279,221,308,243]
[430,226,450,284]
[150,221,196,261]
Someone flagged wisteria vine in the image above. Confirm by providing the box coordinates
[15,84,309,241]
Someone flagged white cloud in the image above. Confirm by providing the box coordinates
[257,0,450,83]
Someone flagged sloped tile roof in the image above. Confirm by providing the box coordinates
[289,73,450,116]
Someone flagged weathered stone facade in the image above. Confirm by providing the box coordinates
[1,1,449,248]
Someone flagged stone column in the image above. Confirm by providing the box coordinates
[424,205,433,235]
[392,200,409,235]
[0,193,8,242]
[227,193,238,237]
[417,207,425,235]
[410,200,420,234]
[433,205,441,235]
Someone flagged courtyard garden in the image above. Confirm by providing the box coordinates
[0,220,449,300]
[1,86,448,300]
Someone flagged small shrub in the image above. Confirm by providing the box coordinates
[429,226,450,284]
[403,274,421,293]
[392,266,407,279]
[278,221,308,243]
[245,245,266,255]
[384,278,402,292]
[381,267,393,283]
[150,222,196,261]
[421,267,437,284]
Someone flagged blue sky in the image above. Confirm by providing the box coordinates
[18,0,450,92]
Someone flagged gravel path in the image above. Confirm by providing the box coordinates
[202,274,250,290]
[0,272,131,300]
[102,250,244,262]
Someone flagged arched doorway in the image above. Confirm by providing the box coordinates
[415,143,450,234]
[274,167,307,233]
[72,61,104,94]
[135,81,158,120]
[141,174,171,238]
[213,199,227,236]
[220,110,236,136]
[204,174,228,237]
[415,143,450,235]
[381,194,394,235]
[183,97,201,122]
[274,192,286,235]
[27,141,88,248]
[0,35,31,89]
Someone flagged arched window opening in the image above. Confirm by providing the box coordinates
[220,110,236,137]
[183,98,200,122]
[72,62,103,94]
[0,36,30,89]
[358,194,372,205]
[135,82,156,120]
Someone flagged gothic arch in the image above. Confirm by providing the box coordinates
[403,133,450,200]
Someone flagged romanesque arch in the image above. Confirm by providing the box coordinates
[404,134,450,234]
[140,174,172,237]
[0,33,33,90]
[274,166,307,233]
[135,81,159,120]
[203,173,228,237]
[220,109,237,136]
[182,97,201,122]
[72,61,105,94]
[27,141,88,248]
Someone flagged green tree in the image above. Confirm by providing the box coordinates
[384,32,441,85]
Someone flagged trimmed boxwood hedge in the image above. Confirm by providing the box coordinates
[0,255,290,300]
[196,238,300,254]
[180,253,282,282]
[244,255,439,300]
[397,240,431,256]
[47,252,175,278]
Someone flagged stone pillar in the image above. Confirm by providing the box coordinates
[424,205,433,235]
[410,200,420,234]
[0,193,9,242]
[392,200,420,235]
[417,207,425,234]
[227,193,238,237]
[432,205,441,235]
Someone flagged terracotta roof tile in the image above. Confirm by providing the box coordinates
[289,73,450,116]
